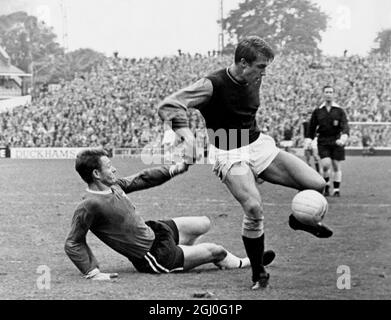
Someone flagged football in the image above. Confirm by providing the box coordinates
[291,190,328,226]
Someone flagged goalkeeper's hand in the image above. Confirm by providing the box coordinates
[336,134,348,146]
[85,268,118,281]
[169,160,189,177]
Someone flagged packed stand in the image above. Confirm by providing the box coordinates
[0,52,390,149]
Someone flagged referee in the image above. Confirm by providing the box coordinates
[309,85,350,197]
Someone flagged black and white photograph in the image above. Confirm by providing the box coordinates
[0,0,390,306]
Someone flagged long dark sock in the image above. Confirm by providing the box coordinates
[324,176,330,193]
[242,234,265,283]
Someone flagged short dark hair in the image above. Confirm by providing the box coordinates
[323,85,334,92]
[75,148,109,184]
[234,36,275,64]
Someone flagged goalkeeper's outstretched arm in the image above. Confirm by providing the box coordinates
[117,162,189,194]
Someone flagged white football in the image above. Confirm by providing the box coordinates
[291,190,328,226]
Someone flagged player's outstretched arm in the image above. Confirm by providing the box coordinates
[117,162,189,194]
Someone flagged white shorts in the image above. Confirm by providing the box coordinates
[208,134,280,182]
[311,138,318,151]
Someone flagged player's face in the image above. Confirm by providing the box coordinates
[97,156,117,186]
[323,87,334,102]
[242,54,271,85]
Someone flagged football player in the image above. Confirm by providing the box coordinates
[158,36,332,290]
[64,149,276,280]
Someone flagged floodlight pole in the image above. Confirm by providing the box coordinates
[60,0,69,52]
[218,0,225,53]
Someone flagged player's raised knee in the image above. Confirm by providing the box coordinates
[198,216,211,233]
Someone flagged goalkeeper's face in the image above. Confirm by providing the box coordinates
[97,156,117,186]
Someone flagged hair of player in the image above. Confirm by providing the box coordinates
[323,85,334,92]
[75,148,109,184]
[234,35,275,64]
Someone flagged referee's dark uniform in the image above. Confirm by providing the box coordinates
[308,102,349,161]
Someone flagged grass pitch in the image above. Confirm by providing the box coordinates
[0,156,390,299]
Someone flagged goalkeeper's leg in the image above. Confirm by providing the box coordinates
[179,243,247,271]
[173,216,211,245]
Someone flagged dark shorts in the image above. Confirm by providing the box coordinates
[318,143,345,161]
[131,220,184,274]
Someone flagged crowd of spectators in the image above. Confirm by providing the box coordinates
[0,51,390,149]
[257,53,391,147]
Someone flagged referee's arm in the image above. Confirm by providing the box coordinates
[336,108,350,145]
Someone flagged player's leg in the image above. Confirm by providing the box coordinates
[311,139,322,174]
[316,144,332,196]
[259,150,326,192]
[314,152,323,175]
[331,144,345,197]
[320,157,332,196]
[173,216,211,245]
[174,217,264,270]
[223,162,270,289]
[304,149,312,166]
[331,160,342,196]
[259,151,332,239]
[179,243,249,271]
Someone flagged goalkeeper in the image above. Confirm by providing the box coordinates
[64,149,275,280]
[308,85,350,197]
